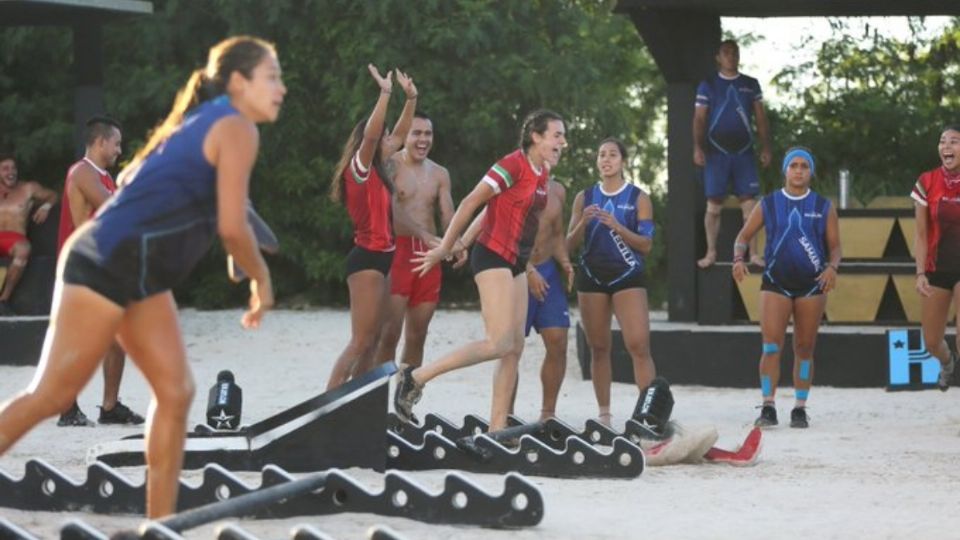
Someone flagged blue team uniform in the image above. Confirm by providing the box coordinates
[695,72,763,198]
[525,259,570,335]
[761,188,831,298]
[65,96,239,304]
[577,183,651,291]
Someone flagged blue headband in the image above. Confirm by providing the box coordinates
[782,149,815,177]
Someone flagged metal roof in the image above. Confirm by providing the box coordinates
[616,0,960,17]
[0,0,152,26]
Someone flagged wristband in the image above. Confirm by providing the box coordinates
[39,202,52,211]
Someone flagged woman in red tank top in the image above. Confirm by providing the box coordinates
[326,65,418,389]
[912,125,960,390]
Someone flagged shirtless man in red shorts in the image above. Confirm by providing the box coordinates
[370,112,461,373]
[0,152,58,315]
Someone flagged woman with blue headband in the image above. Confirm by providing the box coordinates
[732,147,841,429]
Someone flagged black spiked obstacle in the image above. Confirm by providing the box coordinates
[93,363,396,472]
[387,413,644,479]
[0,460,543,528]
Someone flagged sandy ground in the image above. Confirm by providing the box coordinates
[1,308,959,539]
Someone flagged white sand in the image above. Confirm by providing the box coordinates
[1,308,959,539]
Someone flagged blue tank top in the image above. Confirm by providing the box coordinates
[579,183,646,286]
[762,188,831,292]
[74,96,239,295]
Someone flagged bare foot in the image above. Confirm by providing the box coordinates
[749,255,765,267]
[697,252,716,268]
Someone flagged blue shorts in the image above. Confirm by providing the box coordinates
[703,151,760,199]
[525,260,570,336]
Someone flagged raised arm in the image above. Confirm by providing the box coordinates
[356,64,394,171]
[382,69,418,156]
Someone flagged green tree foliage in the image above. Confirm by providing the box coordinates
[765,18,960,203]
[1,0,666,307]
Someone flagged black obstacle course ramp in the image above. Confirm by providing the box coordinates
[0,460,543,528]
[0,517,41,540]
[92,363,396,472]
[387,413,643,479]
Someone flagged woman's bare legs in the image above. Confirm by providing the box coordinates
[0,284,123,453]
[117,291,194,518]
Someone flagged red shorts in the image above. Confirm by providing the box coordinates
[390,236,441,306]
[0,231,27,258]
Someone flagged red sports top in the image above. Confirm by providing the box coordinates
[911,166,960,273]
[344,151,395,252]
[57,158,116,253]
[477,149,549,264]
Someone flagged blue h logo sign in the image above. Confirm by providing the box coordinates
[887,329,940,390]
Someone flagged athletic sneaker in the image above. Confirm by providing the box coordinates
[57,403,96,427]
[393,366,423,423]
[98,401,145,425]
[937,351,956,392]
[754,404,778,427]
[790,407,809,429]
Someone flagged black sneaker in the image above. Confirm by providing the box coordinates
[98,401,145,425]
[938,351,956,392]
[790,407,809,428]
[57,403,96,427]
[754,404,778,427]
[393,366,423,423]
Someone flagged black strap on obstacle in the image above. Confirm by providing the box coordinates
[0,459,542,528]
[387,413,644,478]
[157,472,327,533]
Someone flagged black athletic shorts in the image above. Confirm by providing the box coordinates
[760,276,823,299]
[62,250,136,307]
[346,245,393,277]
[576,268,646,295]
[470,242,526,277]
[925,270,960,292]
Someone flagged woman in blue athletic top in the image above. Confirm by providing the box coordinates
[732,147,841,429]
[567,138,657,426]
[0,36,285,517]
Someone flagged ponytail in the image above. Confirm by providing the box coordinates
[118,36,274,187]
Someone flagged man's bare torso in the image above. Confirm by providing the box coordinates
[0,182,40,234]
[387,152,446,237]
[529,180,565,266]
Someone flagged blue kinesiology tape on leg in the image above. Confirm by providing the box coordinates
[796,389,810,401]
[799,360,811,381]
[761,375,773,397]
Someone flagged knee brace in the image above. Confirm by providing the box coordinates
[762,343,779,355]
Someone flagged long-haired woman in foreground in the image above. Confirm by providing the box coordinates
[0,36,285,517]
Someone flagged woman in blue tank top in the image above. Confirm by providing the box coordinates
[732,147,841,430]
[0,36,286,518]
[567,138,657,426]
